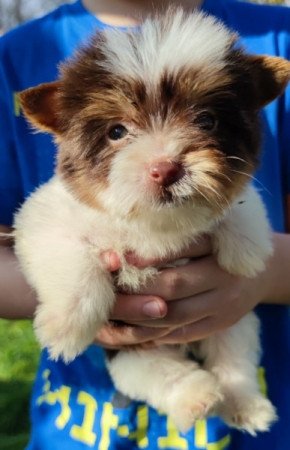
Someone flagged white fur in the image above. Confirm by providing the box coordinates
[97,127,223,222]
[200,312,277,435]
[100,10,234,84]
[108,346,223,433]
[14,176,276,431]
[14,10,277,434]
[213,185,273,278]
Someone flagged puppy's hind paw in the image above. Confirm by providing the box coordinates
[167,370,223,433]
[221,395,277,436]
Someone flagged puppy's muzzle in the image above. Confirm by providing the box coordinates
[149,161,184,187]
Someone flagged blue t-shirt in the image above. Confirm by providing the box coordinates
[1,1,290,449]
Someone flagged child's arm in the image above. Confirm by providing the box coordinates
[3,221,290,348]
[131,232,290,345]
[0,223,170,345]
[0,225,37,318]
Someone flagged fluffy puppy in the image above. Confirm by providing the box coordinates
[15,9,290,434]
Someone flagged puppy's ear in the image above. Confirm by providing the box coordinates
[248,55,290,108]
[19,81,63,135]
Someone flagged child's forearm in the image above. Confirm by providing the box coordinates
[0,246,37,319]
[260,232,290,305]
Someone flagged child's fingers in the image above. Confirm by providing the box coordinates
[110,294,168,321]
[100,235,211,272]
[100,250,122,272]
[124,235,212,268]
[94,323,171,349]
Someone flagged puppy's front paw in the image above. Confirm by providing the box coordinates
[220,394,277,436]
[214,205,273,278]
[166,370,223,433]
[34,304,103,363]
[217,241,272,278]
[117,265,158,292]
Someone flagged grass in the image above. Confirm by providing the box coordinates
[0,319,40,450]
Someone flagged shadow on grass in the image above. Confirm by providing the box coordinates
[0,379,33,450]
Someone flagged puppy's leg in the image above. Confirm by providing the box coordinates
[210,186,276,433]
[35,274,115,363]
[199,313,277,435]
[107,346,223,432]
[19,234,115,362]
[14,180,117,362]
[213,184,273,278]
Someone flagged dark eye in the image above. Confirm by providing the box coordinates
[194,111,217,131]
[108,124,128,141]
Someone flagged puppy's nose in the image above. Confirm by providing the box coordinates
[149,161,184,187]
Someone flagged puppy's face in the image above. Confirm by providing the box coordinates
[20,10,290,218]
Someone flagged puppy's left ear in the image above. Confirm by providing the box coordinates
[19,81,64,135]
[248,55,290,108]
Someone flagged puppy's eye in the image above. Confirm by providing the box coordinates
[108,124,128,141]
[194,112,217,131]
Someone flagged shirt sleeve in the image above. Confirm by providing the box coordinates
[280,35,290,232]
[0,42,24,226]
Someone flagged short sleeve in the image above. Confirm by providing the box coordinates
[0,44,24,226]
[280,37,290,232]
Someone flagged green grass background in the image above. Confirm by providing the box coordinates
[0,319,40,450]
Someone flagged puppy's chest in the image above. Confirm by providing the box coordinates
[88,217,196,261]
[87,217,205,292]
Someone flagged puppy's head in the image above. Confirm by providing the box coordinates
[20,10,290,218]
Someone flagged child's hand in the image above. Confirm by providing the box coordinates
[95,234,271,348]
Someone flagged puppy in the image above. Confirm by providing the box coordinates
[15,9,290,435]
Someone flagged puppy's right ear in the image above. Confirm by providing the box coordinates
[19,81,63,135]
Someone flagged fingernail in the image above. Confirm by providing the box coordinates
[142,300,166,318]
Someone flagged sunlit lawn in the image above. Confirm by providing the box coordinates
[0,319,40,450]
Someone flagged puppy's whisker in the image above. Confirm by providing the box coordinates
[230,169,271,195]
[199,180,229,209]
[202,179,227,201]
[226,155,250,166]
[192,184,212,204]
[214,172,233,184]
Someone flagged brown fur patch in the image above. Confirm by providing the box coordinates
[55,50,261,210]
[22,27,288,212]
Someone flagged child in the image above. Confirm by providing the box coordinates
[1,1,290,448]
